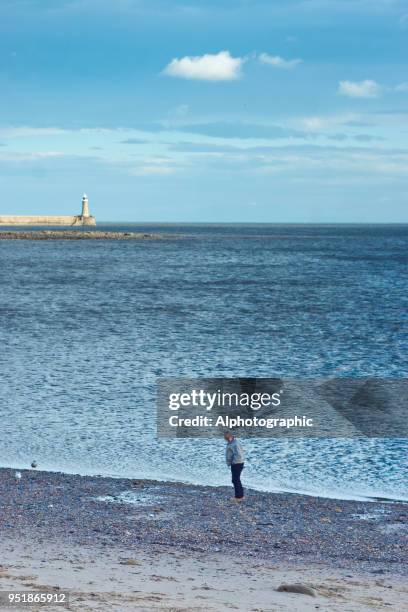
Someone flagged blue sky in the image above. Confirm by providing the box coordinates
[1,0,407,222]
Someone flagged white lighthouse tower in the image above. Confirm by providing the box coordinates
[81,193,90,217]
[76,193,96,225]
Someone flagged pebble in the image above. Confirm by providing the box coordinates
[0,467,406,578]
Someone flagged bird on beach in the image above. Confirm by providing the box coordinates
[31,461,37,469]
[14,471,22,482]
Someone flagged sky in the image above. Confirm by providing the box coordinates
[0,0,407,222]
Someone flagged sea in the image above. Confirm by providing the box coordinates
[0,223,407,502]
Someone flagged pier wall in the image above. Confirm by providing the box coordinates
[0,215,96,226]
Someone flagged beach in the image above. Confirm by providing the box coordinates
[1,467,407,610]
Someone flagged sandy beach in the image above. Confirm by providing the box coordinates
[0,467,406,610]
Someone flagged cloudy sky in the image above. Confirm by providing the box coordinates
[1,0,407,222]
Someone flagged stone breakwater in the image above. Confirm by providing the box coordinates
[0,231,169,240]
[0,215,96,226]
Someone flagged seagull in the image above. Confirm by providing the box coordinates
[31,461,37,469]
[15,471,22,482]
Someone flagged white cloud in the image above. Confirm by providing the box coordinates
[130,156,177,176]
[0,126,115,139]
[163,51,243,81]
[301,116,331,131]
[257,150,408,177]
[131,165,175,176]
[0,127,65,138]
[338,80,381,98]
[258,53,302,69]
[296,113,359,132]
[396,82,408,92]
[0,151,65,161]
[174,104,190,117]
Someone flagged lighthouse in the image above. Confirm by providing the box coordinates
[75,193,96,225]
[81,193,90,218]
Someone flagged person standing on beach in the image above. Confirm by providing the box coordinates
[224,431,244,501]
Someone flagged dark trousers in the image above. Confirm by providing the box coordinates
[231,463,244,498]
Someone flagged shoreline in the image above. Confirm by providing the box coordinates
[1,467,407,610]
[0,230,175,240]
[2,461,407,505]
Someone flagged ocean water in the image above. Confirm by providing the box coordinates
[0,223,407,501]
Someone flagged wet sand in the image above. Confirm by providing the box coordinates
[0,467,407,610]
